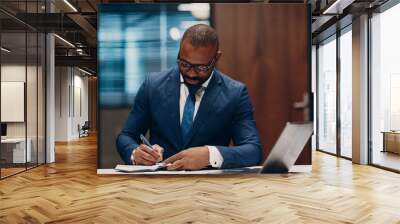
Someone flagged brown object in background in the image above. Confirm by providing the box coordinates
[382,131,400,154]
[213,3,311,164]
[0,144,13,164]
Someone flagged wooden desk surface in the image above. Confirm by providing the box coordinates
[1,135,400,223]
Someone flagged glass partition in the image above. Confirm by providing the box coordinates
[1,30,28,177]
[0,1,46,179]
[38,32,46,165]
[27,30,38,169]
[339,27,352,158]
[370,3,400,171]
[317,35,337,155]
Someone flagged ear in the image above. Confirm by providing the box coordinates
[177,49,181,59]
[215,50,222,62]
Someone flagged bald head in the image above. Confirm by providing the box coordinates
[178,24,222,87]
[181,24,219,50]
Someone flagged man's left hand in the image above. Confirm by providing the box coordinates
[163,147,209,170]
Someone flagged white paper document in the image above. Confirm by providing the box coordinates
[115,163,166,172]
[102,165,312,175]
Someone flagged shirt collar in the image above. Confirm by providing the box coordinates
[180,70,214,89]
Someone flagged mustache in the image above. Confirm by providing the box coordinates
[182,74,202,81]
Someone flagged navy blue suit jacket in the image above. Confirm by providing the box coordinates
[116,67,262,169]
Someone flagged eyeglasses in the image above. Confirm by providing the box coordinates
[176,57,216,73]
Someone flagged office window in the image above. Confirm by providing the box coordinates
[317,35,337,154]
[371,3,400,171]
[339,28,352,158]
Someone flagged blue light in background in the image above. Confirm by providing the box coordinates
[98,4,210,108]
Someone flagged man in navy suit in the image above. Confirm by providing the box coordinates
[116,24,262,170]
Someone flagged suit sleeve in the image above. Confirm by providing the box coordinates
[116,75,151,165]
[216,86,262,169]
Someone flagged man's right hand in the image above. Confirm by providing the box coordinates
[131,144,163,165]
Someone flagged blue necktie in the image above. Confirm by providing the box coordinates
[181,85,200,144]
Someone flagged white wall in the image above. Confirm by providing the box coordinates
[1,65,26,139]
[55,67,89,141]
[72,73,89,138]
[55,66,69,141]
[1,63,46,164]
[1,65,41,138]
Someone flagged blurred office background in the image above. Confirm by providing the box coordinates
[99,4,210,108]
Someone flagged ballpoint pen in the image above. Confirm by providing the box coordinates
[140,134,154,150]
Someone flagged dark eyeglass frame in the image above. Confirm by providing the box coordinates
[176,56,216,73]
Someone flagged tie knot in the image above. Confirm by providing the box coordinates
[187,85,200,97]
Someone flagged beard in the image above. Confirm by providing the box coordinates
[181,71,211,88]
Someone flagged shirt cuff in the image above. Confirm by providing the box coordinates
[207,146,224,168]
[130,149,136,165]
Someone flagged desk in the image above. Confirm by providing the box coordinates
[1,138,31,163]
[97,165,312,175]
[381,131,400,154]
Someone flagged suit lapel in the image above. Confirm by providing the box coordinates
[183,70,222,148]
[162,67,183,150]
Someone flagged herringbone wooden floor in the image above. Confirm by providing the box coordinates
[1,135,400,224]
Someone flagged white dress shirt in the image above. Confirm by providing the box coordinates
[179,72,224,168]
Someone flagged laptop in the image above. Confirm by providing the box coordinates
[259,122,313,173]
[215,122,313,174]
